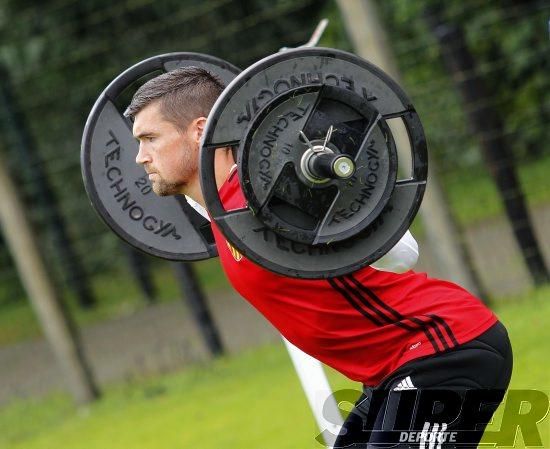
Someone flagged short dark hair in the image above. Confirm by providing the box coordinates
[124,66,224,130]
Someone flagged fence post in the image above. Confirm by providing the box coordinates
[173,262,224,356]
[124,246,157,304]
[0,150,99,405]
[0,64,97,308]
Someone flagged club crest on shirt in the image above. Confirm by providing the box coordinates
[226,241,243,262]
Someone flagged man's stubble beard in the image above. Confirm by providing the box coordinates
[152,179,182,196]
[152,149,198,197]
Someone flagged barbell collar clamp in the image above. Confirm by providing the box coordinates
[307,153,356,180]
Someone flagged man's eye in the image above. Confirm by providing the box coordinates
[147,136,155,142]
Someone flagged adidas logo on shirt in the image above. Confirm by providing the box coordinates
[393,376,416,391]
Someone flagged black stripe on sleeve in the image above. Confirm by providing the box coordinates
[338,276,397,325]
[328,278,384,326]
[342,277,415,332]
[427,314,459,347]
[347,275,404,322]
[329,277,450,354]
[406,317,444,353]
[427,319,450,350]
[348,275,454,352]
[329,278,443,352]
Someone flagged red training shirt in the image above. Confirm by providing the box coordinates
[211,170,498,386]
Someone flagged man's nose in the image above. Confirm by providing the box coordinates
[135,143,150,165]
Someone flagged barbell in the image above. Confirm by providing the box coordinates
[81,49,427,278]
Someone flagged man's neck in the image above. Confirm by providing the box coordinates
[183,148,235,208]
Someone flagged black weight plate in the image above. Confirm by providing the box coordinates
[239,84,398,245]
[201,48,427,278]
[82,53,240,261]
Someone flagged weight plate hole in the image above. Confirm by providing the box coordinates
[386,116,413,182]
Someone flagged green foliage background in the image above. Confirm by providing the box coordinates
[0,0,329,304]
[376,0,549,168]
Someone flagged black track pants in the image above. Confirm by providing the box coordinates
[333,321,513,448]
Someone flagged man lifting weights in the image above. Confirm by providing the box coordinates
[125,66,512,448]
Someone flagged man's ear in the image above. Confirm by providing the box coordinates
[189,117,207,144]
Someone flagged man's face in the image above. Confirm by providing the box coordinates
[133,101,197,196]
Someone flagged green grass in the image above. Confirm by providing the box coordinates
[0,286,548,449]
[492,286,550,389]
[444,153,550,226]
